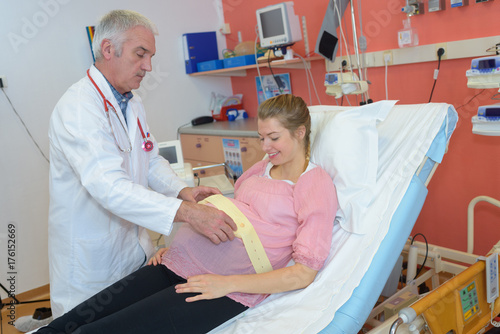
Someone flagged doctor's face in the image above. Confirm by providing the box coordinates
[109,26,156,94]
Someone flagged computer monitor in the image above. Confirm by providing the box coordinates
[256,2,302,50]
[157,140,184,171]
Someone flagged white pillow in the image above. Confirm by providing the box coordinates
[309,100,397,234]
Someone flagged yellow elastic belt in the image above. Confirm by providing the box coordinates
[199,194,273,274]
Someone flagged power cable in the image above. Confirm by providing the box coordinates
[411,233,428,280]
[455,89,486,111]
[428,48,445,103]
[1,88,49,164]
[267,51,284,95]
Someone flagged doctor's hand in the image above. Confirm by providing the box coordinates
[175,274,231,302]
[174,201,236,244]
[178,186,221,203]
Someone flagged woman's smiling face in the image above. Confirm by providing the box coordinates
[258,117,304,167]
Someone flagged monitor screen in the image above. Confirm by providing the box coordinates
[485,107,500,117]
[260,8,285,39]
[158,146,178,164]
[478,59,496,70]
[157,140,184,170]
[256,2,302,49]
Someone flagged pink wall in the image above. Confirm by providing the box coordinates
[221,0,500,256]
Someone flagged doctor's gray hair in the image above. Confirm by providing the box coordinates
[92,10,158,61]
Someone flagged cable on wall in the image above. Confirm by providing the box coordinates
[428,48,445,103]
[1,88,49,164]
[267,51,285,95]
[455,89,486,111]
[295,53,322,105]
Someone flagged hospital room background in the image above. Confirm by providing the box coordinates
[0,0,499,323]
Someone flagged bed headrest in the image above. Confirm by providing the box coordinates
[309,100,397,234]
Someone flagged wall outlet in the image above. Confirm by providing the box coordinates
[383,51,393,65]
[221,23,231,35]
[0,75,7,88]
[436,43,447,60]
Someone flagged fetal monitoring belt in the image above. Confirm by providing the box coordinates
[199,195,273,274]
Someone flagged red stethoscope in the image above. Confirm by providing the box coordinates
[87,69,153,152]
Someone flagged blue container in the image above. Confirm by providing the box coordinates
[197,59,224,72]
[223,55,257,68]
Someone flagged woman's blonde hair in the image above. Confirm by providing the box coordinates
[258,94,311,157]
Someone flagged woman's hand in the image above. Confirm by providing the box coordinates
[175,264,318,303]
[148,247,168,266]
[175,274,232,302]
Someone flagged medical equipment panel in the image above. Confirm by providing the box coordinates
[466,56,500,89]
[428,0,445,12]
[256,2,302,49]
[472,105,500,136]
[477,105,500,120]
[451,0,469,7]
[324,72,369,98]
[471,56,500,73]
[460,281,480,322]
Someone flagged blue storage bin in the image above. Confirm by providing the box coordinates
[223,55,257,68]
[197,59,224,72]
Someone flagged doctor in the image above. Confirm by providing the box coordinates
[47,9,236,318]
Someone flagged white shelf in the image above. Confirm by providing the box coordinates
[189,56,323,77]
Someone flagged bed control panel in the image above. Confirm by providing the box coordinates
[486,253,499,303]
[460,281,480,322]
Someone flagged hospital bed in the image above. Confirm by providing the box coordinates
[211,101,458,333]
[26,101,457,334]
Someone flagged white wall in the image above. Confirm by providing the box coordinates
[0,0,232,295]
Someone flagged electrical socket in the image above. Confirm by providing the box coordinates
[383,51,393,65]
[436,43,447,60]
[221,23,231,35]
[0,75,6,88]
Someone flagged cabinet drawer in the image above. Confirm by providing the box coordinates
[232,137,265,170]
[181,134,265,174]
[181,134,224,162]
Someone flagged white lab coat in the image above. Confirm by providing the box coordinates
[48,65,188,318]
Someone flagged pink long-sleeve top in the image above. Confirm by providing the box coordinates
[162,159,338,307]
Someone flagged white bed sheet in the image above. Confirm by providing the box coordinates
[210,102,454,334]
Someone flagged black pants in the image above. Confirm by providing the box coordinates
[36,265,248,334]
